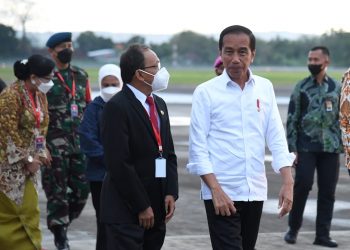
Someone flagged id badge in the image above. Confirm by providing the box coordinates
[70,103,79,118]
[155,158,166,178]
[325,100,333,112]
[35,135,45,150]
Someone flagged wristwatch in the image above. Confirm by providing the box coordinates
[27,155,34,164]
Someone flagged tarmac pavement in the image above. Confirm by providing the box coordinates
[39,84,350,250]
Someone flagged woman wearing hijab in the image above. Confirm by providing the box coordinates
[78,64,123,250]
[0,54,55,250]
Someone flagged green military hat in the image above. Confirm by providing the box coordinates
[46,32,72,49]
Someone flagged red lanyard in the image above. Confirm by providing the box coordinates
[150,118,163,154]
[145,107,163,154]
[55,71,76,98]
[25,85,41,128]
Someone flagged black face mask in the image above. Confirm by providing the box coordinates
[57,48,73,64]
[308,64,322,76]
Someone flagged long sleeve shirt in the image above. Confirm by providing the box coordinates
[78,96,106,181]
[46,65,91,156]
[0,81,49,204]
[339,68,350,169]
[287,75,342,153]
[186,69,294,201]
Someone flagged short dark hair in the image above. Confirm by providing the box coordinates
[13,54,55,80]
[219,25,256,51]
[120,43,150,83]
[310,46,330,57]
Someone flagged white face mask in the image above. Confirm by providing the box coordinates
[140,67,170,92]
[37,80,54,94]
[100,86,121,102]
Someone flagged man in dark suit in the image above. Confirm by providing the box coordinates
[100,43,178,250]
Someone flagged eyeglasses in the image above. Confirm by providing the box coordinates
[143,62,161,70]
[138,69,155,77]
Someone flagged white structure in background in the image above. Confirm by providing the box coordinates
[87,49,117,63]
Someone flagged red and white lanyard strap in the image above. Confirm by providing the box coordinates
[55,71,76,100]
[144,106,163,156]
[24,85,41,129]
[150,119,163,156]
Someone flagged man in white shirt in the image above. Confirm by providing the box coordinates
[186,25,295,250]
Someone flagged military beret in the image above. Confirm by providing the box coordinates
[46,32,72,48]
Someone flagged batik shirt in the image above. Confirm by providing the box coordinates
[0,81,49,204]
[287,75,342,153]
[339,68,350,169]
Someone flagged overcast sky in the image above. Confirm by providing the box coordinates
[1,0,349,36]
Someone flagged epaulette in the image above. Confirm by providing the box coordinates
[70,65,89,78]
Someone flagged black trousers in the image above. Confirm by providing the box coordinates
[105,222,166,250]
[204,200,263,250]
[288,152,339,238]
[90,181,106,250]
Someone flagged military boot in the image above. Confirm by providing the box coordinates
[51,225,70,250]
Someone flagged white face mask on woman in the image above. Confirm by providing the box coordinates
[38,80,54,94]
[100,86,121,102]
[32,79,54,94]
[139,67,170,92]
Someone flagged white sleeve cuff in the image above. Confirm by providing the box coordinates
[272,152,296,173]
[186,162,213,176]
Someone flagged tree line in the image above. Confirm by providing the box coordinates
[1,23,349,67]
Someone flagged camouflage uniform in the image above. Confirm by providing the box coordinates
[42,65,91,229]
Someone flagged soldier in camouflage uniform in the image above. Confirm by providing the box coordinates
[284,46,341,248]
[43,32,91,250]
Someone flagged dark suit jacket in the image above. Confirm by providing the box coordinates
[100,85,178,225]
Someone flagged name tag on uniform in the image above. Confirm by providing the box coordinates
[155,158,166,178]
[325,100,333,112]
[35,135,45,150]
[71,103,79,118]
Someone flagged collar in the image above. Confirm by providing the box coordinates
[127,84,154,105]
[54,64,79,74]
[310,74,330,85]
[220,68,255,88]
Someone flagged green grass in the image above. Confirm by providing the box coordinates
[256,70,345,85]
[0,66,345,87]
[0,67,13,83]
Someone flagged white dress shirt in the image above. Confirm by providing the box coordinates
[127,84,160,127]
[186,69,295,201]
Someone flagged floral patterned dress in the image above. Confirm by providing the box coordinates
[339,68,350,171]
[0,80,49,250]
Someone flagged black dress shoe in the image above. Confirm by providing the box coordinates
[284,229,298,244]
[51,225,70,250]
[313,237,338,248]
